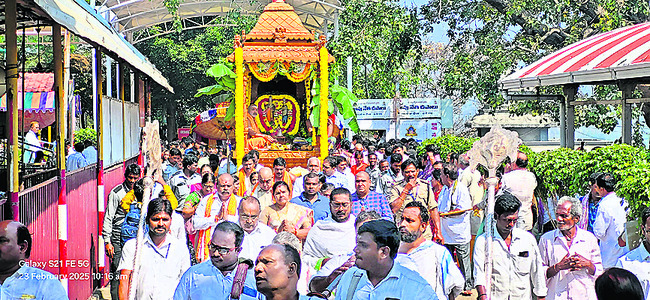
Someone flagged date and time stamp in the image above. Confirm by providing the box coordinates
[19,260,126,281]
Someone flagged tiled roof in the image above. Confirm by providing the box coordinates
[228,45,334,63]
[247,0,314,41]
[17,73,54,92]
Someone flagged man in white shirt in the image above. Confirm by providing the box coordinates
[118,198,191,300]
[293,157,321,198]
[592,172,629,268]
[439,163,473,295]
[397,201,464,300]
[303,188,357,269]
[322,156,351,191]
[174,221,263,299]
[336,156,356,190]
[0,220,67,300]
[616,206,650,298]
[334,219,437,300]
[251,167,274,210]
[456,153,485,237]
[103,164,140,300]
[192,174,241,262]
[539,196,602,300]
[307,210,382,295]
[237,196,276,261]
[473,193,547,300]
[499,151,537,231]
[22,121,41,163]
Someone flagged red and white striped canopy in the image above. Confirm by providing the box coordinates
[500,22,650,90]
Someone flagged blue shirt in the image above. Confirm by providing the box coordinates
[82,146,98,164]
[587,199,600,233]
[291,193,331,222]
[173,260,264,300]
[66,152,88,171]
[334,263,437,300]
[163,163,179,183]
[350,191,393,220]
[326,171,353,192]
[0,266,68,300]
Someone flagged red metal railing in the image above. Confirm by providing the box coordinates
[18,177,59,275]
[7,154,141,300]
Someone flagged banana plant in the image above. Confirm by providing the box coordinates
[310,77,360,133]
[195,59,237,121]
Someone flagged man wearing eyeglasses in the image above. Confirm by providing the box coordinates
[174,221,263,300]
[251,167,275,210]
[303,188,357,270]
[238,196,277,261]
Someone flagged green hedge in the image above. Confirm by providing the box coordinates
[419,136,650,220]
[74,128,97,145]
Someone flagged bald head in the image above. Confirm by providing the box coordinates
[258,167,274,191]
[355,171,371,195]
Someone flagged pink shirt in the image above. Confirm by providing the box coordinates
[538,228,603,300]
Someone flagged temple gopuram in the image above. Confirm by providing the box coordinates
[227,0,334,167]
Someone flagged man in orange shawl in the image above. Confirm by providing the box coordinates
[191,173,240,262]
[246,104,276,151]
[237,153,256,196]
[273,157,296,194]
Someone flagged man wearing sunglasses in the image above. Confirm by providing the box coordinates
[174,221,263,299]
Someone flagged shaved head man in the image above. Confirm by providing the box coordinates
[253,167,275,210]
[350,171,393,219]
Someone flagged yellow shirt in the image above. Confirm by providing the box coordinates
[260,202,313,232]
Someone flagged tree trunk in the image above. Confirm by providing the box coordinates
[167,100,178,141]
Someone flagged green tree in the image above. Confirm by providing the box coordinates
[421,0,650,139]
[328,0,424,99]
[135,15,257,140]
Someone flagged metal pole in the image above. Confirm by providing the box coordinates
[563,85,577,149]
[484,176,498,299]
[5,0,20,221]
[63,30,71,142]
[560,99,566,148]
[92,48,98,130]
[120,63,126,162]
[619,83,634,144]
[53,23,69,294]
[394,81,400,139]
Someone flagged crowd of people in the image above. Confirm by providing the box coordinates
[2,135,649,300]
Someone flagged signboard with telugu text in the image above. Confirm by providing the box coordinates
[354,98,443,119]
